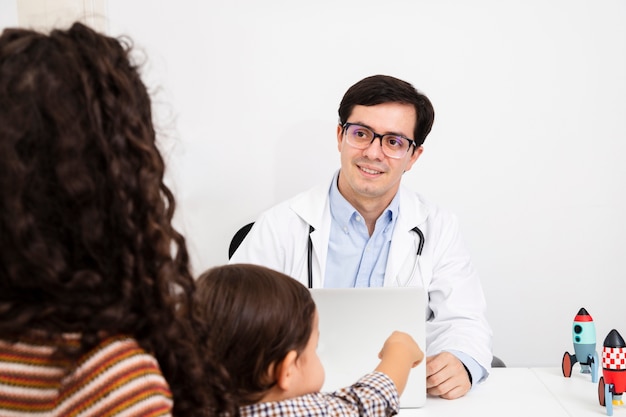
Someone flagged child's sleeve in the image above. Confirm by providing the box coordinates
[323,371,400,416]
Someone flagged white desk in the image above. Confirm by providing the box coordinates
[532,367,618,417]
[398,368,617,417]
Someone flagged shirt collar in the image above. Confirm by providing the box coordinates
[329,170,399,227]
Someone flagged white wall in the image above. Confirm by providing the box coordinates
[4,0,626,368]
[3,0,105,31]
[0,0,18,28]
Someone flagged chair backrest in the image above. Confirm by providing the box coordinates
[491,355,506,368]
[228,222,254,259]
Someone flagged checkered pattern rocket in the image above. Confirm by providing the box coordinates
[602,329,626,371]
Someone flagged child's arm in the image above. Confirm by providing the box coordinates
[375,331,424,395]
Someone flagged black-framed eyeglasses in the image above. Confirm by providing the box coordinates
[341,122,417,159]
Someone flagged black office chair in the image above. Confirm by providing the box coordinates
[491,355,506,368]
[228,222,254,259]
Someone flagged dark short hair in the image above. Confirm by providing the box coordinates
[338,74,435,147]
[194,264,317,408]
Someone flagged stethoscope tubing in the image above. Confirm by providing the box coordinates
[307,226,424,288]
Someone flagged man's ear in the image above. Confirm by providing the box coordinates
[274,350,299,391]
[404,145,424,173]
[336,124,344,152]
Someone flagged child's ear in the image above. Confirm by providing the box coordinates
[274,350,299,391]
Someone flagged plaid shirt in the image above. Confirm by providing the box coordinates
[239,372,399,417]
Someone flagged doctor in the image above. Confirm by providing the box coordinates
[230,74,492,399]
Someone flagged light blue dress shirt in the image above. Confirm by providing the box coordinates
[322,171,486,386]
[324,171,400,288]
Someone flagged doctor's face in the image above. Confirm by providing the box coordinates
[336,103,423,210]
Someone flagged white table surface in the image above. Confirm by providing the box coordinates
[397,367,617,417]
[532,367,620,417]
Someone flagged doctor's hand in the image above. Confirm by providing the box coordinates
[426,352,471,399]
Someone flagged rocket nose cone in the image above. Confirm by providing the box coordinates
[603,329,626,348]
[574,308,593,322]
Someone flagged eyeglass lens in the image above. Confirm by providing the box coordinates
[344,124,410,158]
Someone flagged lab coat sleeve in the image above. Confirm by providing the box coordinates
[424,210,493,381]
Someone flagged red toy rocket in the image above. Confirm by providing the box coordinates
[598,329,626,416]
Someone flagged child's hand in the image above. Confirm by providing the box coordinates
[375,331,424,395]
[378,331,424,368]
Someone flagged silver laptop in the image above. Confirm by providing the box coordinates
[310,287,426,408]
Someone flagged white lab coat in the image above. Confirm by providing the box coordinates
[230,178,493,375]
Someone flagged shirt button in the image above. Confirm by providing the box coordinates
[355,216,362,222]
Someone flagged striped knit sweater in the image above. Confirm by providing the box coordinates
[0,335,173,417]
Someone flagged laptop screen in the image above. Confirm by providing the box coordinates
[310,287,426,408]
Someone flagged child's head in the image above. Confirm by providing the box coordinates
[194,263,324,406]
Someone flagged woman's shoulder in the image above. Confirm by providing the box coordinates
[0,334,174,416]
[61,335,174,416]
[76,335,160,370]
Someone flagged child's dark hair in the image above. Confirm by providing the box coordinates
[194,263,316,411]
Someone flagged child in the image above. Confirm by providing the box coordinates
[194,263,424,416]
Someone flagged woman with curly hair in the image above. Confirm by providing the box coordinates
[0,22,225,416]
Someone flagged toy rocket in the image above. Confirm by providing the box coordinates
[562,307,599,382]
[598,329,626,416]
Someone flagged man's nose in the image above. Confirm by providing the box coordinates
[363,135,385,159]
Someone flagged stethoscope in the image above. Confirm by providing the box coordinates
[306,225,424,288]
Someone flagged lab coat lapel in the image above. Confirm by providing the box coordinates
[290,183,332,287]
[384,186,429,287]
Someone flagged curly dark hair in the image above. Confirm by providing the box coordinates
[194,264,316,414]
[0,22,225,416]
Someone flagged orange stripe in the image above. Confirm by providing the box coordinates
[0,401,54,412]
[0,350,68,369]
[140,403,173,417]
[65,382,172,417]
[0,372,64,389]
[59,337,146,399]
[61,361,170,416]
[0,336,171,416]
[0,351,67,367]
[96,385,172,417]
[0,389,58,412]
